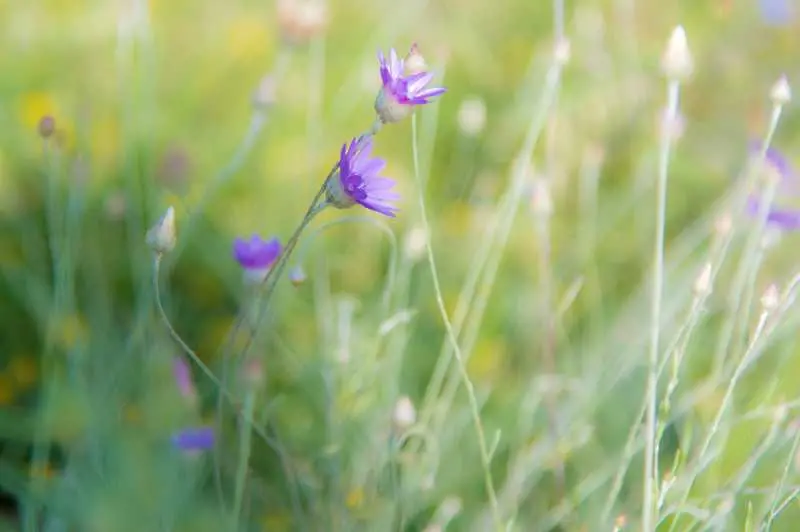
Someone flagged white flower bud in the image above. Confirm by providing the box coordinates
[770,75,792,107]
[693,262,712,297]
[761,283,780,311]
[392,396,417,430]
[146,206,176,255]
[456,97,487,137]
[661,26,693,81]
[404,226,428,262]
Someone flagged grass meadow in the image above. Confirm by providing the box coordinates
[1,0,800,530]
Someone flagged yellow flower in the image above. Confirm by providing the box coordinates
[260,512,292,531]
[8,355,38,389]
[227,18,269,61]
[18,91,58,130]
[51,314,89,351]
[466,337,505,383]
[0,374,16,406]
[345,487,364,509]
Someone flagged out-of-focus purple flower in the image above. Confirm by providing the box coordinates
[374,46,446,124]
[171,427,215,451]
[173,357,197,403]
[233,235,283,283]
[325,136,399,217]
[746,142,800,231]
[759,0,794,25]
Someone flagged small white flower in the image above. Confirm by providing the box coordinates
[392,396,417,430]
[661,25,693,81]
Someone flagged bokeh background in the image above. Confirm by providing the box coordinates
[2,0,800,530]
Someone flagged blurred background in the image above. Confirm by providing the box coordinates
[2,0,800,530]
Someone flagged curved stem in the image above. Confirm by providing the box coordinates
[411,113,502,530]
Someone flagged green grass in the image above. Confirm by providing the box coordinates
[1,0,800,530]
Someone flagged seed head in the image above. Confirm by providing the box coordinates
[38,116,56,139]
[457,97,487,137]
[693,262,713,297]
[770,74,792,107]
[392,395,417,430]
[761,283,780,311]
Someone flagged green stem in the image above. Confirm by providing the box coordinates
[232,391,256,530]
[411,113,502,530]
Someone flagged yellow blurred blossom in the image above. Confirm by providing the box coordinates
[260,512,292,531]
[466,338,504,383]
[51,314,89,351]
[29,463,57,480]
[0,374,16,406]
[345,487,364,509]
[8,355,38,389]
[18,91,58,130]
[227,18,269,61]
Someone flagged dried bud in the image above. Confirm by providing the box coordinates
[392,396,417,430]
[661,25,693,81]
[38,116,56,139]
[693,262,713,297]
[277,0,328,45]
[146,206,176,255]
[770,75,792,107]
[456,97,487,137]
[404,43,427,75]
[289,265,307,286]
[761,283,780,311]
[241,358,264,389]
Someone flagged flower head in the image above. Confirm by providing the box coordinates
[760,0,794,25]
[374,46,446,124]
[746,142,800,231]
[171,427,214,451]
[233,235,282,283]
[326,136,399,217]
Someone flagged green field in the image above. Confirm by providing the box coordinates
[1,0,800,530]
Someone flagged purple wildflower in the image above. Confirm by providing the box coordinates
[759,0,794,25]
[325,136,399,217]
[374,46,446,124]
[746,142,800,231]
[171,427,215,451]
[233,235,283,283]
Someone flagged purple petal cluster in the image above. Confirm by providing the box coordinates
[746,142,800,231]
[375,47,446,123]
[759,0,794,25]
[173,357,197,402]
[326,136,398,217]
[171,427,215,451]
[233,235,282,270]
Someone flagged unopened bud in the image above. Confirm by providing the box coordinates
[714,212,733,237]
[146,206,176,255]
[38,116,56,139]
[392,396,417,430]
[661,26,693,81]
[404,226,428,262]
[404,43,427,75]
[693,262,712,297]
[554,37,571,66]
[770,75,792,107]
[761,283,780,311]
[456,97,487,137]
[289,265,307,286]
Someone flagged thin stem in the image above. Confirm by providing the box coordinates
[644,78,680,531]
[712,103,785,375]
[153,256,306,525]
[231,390,256,530]
[411,114,502,530]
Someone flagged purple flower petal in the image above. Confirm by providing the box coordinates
[233,235,282,270]
[374,45,445,122]
[173,357,195,399]
[171,427,214,451]
[333,136,399,218]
